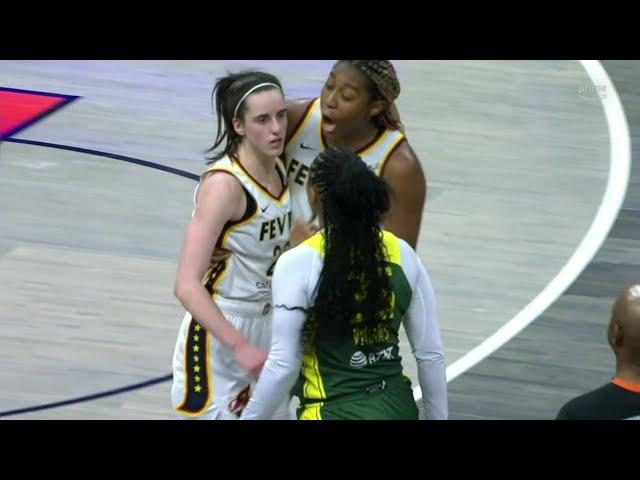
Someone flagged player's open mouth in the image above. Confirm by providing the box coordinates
[321,114,336,134]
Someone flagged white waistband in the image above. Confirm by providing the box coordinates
[215,297,273,316]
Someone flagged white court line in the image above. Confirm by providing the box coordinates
[414,60,632,402]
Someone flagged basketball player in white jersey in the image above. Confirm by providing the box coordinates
[171,71,292,420]
[285,60,426,249]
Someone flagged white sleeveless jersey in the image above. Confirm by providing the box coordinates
[284,98,406,224]
[196,155,291,305]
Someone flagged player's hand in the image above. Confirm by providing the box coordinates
[233,341,267,379]
[210,247,232,264]
[290,218,319,247]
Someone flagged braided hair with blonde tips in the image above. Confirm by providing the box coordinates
[341,60,404,132]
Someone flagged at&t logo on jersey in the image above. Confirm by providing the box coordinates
[349,346,394,368]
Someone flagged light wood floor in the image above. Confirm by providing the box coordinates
[0,61,615,418]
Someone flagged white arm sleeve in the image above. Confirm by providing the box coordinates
[402,247,448,420]
[241,246,314,420]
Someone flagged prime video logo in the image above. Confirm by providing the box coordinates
[578,84,607,100]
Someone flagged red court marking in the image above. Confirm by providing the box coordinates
[0,88,78,138]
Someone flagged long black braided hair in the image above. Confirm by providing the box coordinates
[307,146,393,339]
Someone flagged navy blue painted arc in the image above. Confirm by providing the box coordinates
[1,138,200,181]
[0,86,79,98]
[0,138,198,417]
[0,374,173,418]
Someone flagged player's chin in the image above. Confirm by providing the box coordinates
[266,143,284,157]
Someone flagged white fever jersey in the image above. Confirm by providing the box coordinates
[197,155,291,305]
[284,98,406,224]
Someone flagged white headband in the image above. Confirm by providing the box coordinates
[233,82,281,118]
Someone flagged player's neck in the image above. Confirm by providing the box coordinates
[237,144,277,182]
[326,123,381,152]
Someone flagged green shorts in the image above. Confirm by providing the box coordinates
[297,375,418,420]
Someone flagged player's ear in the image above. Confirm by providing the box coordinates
[232,116,245,136]
[368,99,386,118]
